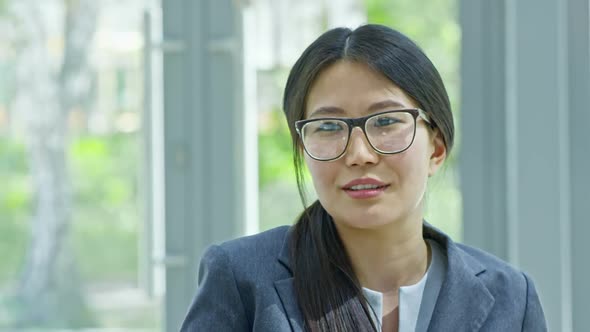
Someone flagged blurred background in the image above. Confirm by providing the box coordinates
[0,0,587,331]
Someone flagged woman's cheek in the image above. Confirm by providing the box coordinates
[305,158,337,199]
[395,147,431,205]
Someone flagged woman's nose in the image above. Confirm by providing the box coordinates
[344,127,379,166]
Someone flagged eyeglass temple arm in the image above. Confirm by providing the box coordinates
[418,109,435,128]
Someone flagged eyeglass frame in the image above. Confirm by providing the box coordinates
[294,108,434,162]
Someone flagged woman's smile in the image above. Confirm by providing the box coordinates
[341,177,390,199]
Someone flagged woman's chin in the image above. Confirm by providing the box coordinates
[333,214,401,231]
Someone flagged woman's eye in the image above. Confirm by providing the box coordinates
[374,116,401,127]
[316,121,344,132]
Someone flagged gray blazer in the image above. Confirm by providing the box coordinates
[180,224,547,331]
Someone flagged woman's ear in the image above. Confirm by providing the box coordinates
[428,129,447,177]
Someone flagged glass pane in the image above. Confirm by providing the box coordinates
[0,0,162,330]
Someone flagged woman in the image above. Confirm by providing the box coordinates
[180,24,546,331]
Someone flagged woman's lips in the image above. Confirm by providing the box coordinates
[342,178,389,199]
[343,185,389,199]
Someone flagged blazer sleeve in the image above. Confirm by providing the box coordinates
[180,244,249,331]
[522,272,547,332]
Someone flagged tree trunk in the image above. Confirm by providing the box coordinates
[11,0,99,327]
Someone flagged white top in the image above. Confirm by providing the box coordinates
[362,239,445,332]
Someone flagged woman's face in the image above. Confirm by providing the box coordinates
[303,60,446,231]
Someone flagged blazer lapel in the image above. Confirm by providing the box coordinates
[273,223,495,331]
[424,225,495,331]
[274,227,305,332]
[274,278,305,332]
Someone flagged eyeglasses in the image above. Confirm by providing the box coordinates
[295,108,432,161]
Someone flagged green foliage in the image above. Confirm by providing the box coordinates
[0,139,29,283]
[425,168,462,240]
[0,133,141,286]
[0,0,6,15]
[0,61,16,104]
[257,106,307,230]
[258,109,296,188]
[69,134,140,281]
[365,0,459,57]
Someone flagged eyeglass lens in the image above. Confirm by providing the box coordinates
[300,111,416,160]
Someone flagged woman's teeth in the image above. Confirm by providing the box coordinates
[349,184,383,191]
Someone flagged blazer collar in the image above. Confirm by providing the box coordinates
[423,223,495,331]
[274,222,495,332]
[274,226,303,331]
[277,225,293,274]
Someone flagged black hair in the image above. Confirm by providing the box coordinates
[282,24,454,331]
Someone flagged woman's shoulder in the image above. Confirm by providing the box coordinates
[425,223,534,292]
[200,225,292,277]
[451,241,546,328]
[455,242,518,272]
[425,225,546,329]
[216,225,291,254]
[452,241,534,294]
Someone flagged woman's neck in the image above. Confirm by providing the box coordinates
[335,215,431,294]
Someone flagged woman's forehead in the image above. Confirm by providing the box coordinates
[305,61,417,118]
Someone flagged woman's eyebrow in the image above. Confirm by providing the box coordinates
[308,100,406,118]
[308,106,346,118]
[368,99,406,112]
